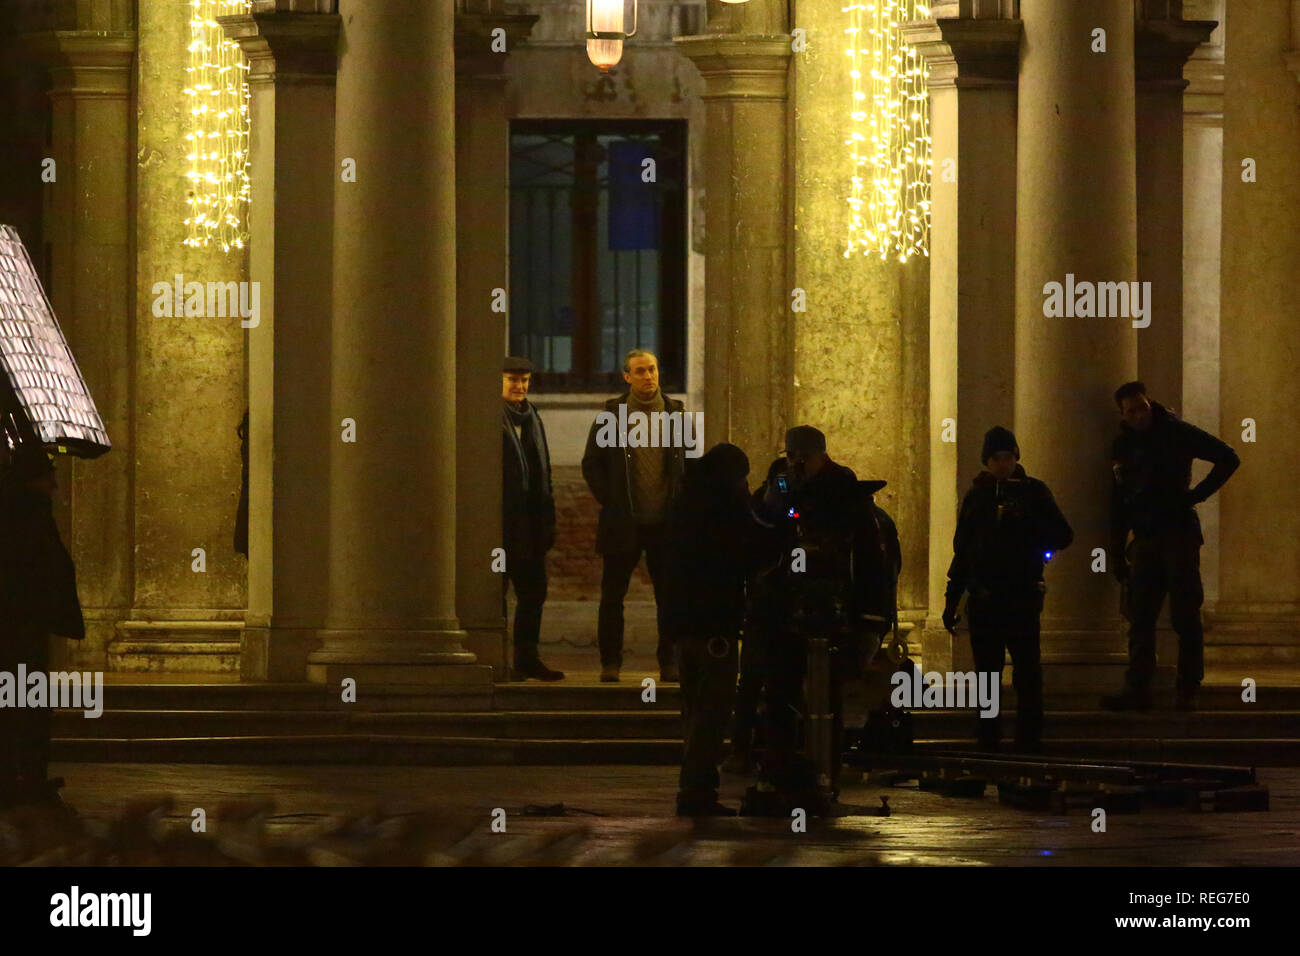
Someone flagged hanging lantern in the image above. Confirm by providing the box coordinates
[585,0,637,72]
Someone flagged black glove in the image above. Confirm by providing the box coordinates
[942,600,961,634]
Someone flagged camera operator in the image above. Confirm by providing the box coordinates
[745,426,900,807]
[942,427,1073,753]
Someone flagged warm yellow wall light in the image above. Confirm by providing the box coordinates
[183,0,252,253]
[843,0,932,263]
[586,0,638,72]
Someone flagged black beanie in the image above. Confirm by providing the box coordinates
[981,426,1019,464]
[688,442,750,490]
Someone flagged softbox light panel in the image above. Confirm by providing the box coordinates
[0,223,111,459]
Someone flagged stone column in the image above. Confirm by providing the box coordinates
[675,11,793,458]
[222,2,340,680]
[311,0,489,688]
[120,0,248,673]
[28,26,137,671]
[905,4,1021,673]
[1215,0,1300,661]
[1181,0,1224,611]
[1134,3,1215,404]
[453,6,538,677]
[1014,0,1139,688]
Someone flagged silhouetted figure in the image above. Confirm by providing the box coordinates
[1103,382,1239,712]
[235,409,249,557]
[661,443,761,816]
[501,357,563,681]
[582,349,686,683]
[0,444,84,807]
[746,426,901,805]
[943,427,1073,753]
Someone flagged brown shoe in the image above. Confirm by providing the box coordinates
[600,666,620,683]
[514,660,565,682]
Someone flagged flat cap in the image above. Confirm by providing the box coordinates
[503,356,535,373]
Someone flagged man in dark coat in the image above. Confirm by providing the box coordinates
[1103,382,1239,711]
[502,357,563,681]
[581,349,686,683]
[745,426,901,802]
[661,443,764,816]
[943,426,1074,753]
[0,443,84,806]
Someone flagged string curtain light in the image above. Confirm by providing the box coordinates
[843,1,932,263]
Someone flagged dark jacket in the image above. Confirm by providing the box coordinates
[0,484,85,644]
[946,464,1073,604]
[502,400,556,560]
[1110,401,1239,549]
[661,445,766,641]
[581,391,686,554]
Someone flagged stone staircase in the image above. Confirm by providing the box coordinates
[49,679,1300,766]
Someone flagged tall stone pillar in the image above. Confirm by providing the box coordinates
[1216,0,1300,661]
[223,2,340,680]
[1014,0,1138,686]
[905,3,1022,673]
[1181,0,1224,612]
[675,3,793,457]
[29,25,137,670]
[311,0,489,688]
[453,6,538,677]
[121,0,248,672]
[1134,3,1214,404]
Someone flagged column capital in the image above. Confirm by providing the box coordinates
[901,17,1022,90]
[25,31,136,97]
[219,11,341,87]
[454,12,539,79]
[673,35,791,101]
[1135,17,1217,90]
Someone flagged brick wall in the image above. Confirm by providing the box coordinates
[548,465,654,601]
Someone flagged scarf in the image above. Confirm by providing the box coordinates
[503,400,550,497]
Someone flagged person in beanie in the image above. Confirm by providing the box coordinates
[1103,382,1239,712]
[661,442,764,816]
[581,349,686,683]
[501,357,563,681]
[0,443,84,807]
[943,426,1073,753]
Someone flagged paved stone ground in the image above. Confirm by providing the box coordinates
[46,762,1300,866]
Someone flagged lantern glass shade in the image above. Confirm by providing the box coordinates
[587,37,624,71]
[586,0,634,71]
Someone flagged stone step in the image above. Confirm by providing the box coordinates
[78,680,1300,712]
[49,735,1300,767]
[49,707,1300,741]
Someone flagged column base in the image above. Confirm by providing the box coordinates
[1207,604,1300,666]
[241,625,325,682]
[459,622,507,678]
[109,619,243,674]
[306,629,491,687]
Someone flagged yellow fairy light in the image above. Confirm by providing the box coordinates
[182,0,252,253]
[842,1,931,262]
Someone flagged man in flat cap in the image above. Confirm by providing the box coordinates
[0,443,84,807]
[501,357,563,681]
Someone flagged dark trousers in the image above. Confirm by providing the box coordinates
[597,522,673,669]
[1125,530,1205,691]
[676,635,739,802]
[0,632,52,792]
[730,635,766,758]
[967,595,1043,752]
[503,554,547,667]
